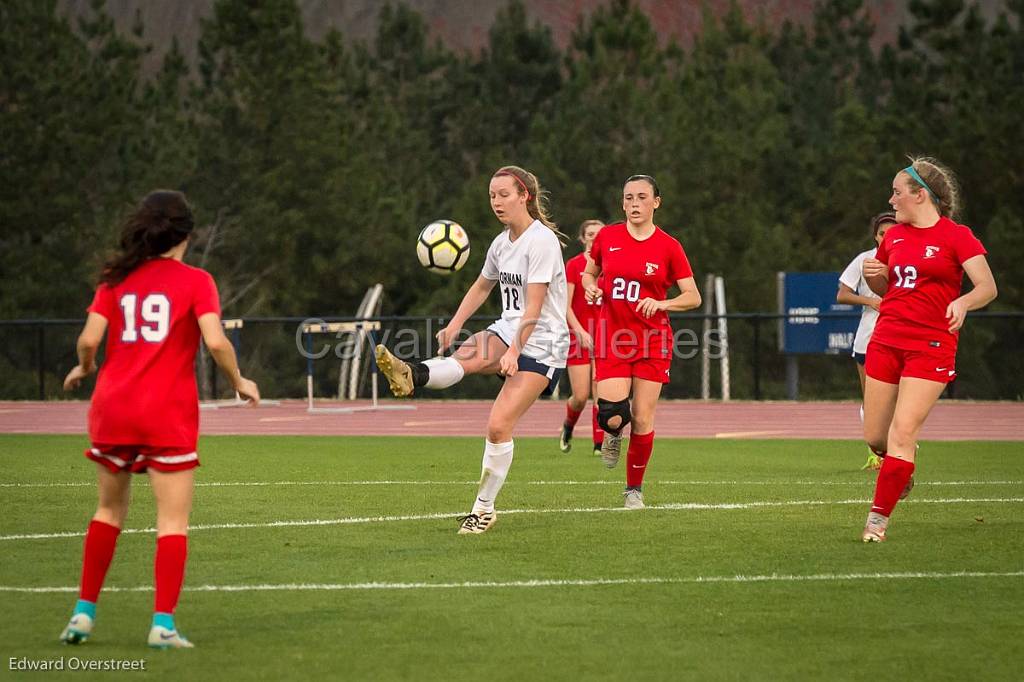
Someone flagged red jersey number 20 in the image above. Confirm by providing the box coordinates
[119,293,170,343]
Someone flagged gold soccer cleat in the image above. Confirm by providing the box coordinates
[375,345,414,398]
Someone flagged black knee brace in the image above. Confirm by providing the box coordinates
[597,398,631,436]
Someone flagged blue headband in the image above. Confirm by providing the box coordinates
[904,165,938,204]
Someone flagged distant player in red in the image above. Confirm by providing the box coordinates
[581,175,701,509]
[559,219,606,457]
[860,158,997,542]
[59,190,260,648]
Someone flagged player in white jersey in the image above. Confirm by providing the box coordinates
[375,165,569,534]
[837,211,896,469]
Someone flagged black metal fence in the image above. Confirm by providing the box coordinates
[2,312,1021,402]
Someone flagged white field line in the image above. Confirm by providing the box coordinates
[2,570,1022,594]
[2,479,1022,489]
[2,497,1022,542]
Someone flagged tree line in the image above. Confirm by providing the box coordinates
[2,0,1021,398]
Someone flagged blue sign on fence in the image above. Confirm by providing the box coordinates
[777,272,859,354]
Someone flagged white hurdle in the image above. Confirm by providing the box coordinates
[302,320,415,414]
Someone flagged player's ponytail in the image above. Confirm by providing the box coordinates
[100,190,195,284]
[493,165,569,247]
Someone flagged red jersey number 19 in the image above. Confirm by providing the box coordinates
[119,293,170,343]
[611,277,640,303]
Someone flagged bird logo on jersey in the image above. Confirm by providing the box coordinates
[924,246,940,259]
[645,262,659,276]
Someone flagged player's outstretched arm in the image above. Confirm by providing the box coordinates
[63,313,108,390]
[437,275,496,352]
[198,313,260,404]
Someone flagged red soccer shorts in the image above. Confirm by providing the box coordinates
[567,336,594,366]
[865,339,957,385]
[595,355,672,384]
[85,443,200,474]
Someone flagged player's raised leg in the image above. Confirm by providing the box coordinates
[459,369,549,534]
[147,467,195,648]
[60,462,131,644]
[376,331,503,398]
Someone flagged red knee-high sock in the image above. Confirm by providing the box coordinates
[79,520,121,603]
[870,455,915,517]
[564,404,583,429]
[154,535,188,615]
[592,404,604,446]
[625,431,655,488]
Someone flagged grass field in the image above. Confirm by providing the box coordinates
[2,433,1022,681]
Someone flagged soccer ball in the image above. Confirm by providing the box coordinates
[416,220,470,274]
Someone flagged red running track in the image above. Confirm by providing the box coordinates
[0,400,1021,441]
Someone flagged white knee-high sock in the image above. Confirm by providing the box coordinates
[423,357,465,389]
[472,440,514,514]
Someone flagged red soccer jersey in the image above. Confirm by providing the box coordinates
[87,258,221,449]
[590,222,693,358]
[871,216,986,352]
[565,252,602,332]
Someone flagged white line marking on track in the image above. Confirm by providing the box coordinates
[2,497,1022,541]
[2,479,1021,489]
[714,430,790,438]
[3,570,1022,594]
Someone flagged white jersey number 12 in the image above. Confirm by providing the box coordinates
[892,265,918,289]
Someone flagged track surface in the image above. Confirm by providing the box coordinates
[0,400,1020,440]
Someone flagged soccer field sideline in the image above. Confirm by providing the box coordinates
[5,570,1024,595]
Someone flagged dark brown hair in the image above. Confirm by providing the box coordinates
[100,190,195,284]
[624,174,660,197]
[870,211,897,240]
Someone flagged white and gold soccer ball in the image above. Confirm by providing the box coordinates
[416,220,470,275]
